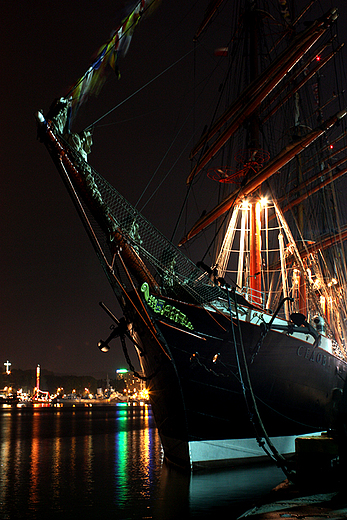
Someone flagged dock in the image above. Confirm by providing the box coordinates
[239,485,347,519]
[239,433,347,519]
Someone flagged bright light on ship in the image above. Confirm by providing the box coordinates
[260,197,268,206]
[241,199,250,210]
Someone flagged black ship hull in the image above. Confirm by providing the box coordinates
[123,290,347,469]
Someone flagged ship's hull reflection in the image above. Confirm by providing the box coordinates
[0,404,284,519]
[157,458,284,519]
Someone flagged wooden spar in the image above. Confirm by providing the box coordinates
[194,0,226,40]
[313,224,347,252]
[269,223,347,273]
[189,30,325,165]
[187,33,330,184]
[276,155,347,209]
[267,0,316,54]
[188,8,338,179]
[261,38,334,115]
[192,12,336,158]
[286,139,347,192]
[262,44,344,125]
[298,272,307,316]
[294,0,317,27]
[280,163,347,215]
[179,108,347,245]
[315,137,347,167]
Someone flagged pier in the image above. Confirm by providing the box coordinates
[240,433,347,519]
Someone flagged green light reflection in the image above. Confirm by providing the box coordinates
[114,405,128,505]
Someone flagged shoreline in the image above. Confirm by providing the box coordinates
[0,399,150,411]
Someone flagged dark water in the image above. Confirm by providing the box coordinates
[0,404,285,519]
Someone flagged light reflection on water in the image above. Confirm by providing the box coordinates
[0,405,284,519]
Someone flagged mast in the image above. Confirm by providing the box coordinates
[247,0,262,305]
[249,197,262,305]
[293,6,307,316]
[188,7,338,184]
[187,1,347,331]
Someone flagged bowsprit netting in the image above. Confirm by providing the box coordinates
[64,141,225,306]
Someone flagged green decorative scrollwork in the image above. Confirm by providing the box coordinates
[141,282,194,330]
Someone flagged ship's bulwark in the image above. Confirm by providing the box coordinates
[123,291,346,469]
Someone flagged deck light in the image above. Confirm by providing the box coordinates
[98,340,110,353]
[260,197,268,207]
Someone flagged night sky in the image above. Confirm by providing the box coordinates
[2,0,347,377]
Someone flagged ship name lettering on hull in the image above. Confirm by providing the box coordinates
[296,345,331,367]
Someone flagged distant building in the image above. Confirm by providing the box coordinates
[116,369,146,395]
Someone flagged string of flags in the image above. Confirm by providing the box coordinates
[68,0,160,117]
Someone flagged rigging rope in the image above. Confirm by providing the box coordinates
[227,286,294,478]
[137,107,197,213]
[86,49,194,130]
[120,333,160,381]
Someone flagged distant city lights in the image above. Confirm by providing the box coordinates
[1,363,148,405]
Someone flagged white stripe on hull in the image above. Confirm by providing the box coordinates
[188,432,323,470]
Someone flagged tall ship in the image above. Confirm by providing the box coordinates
[36,0,347,471]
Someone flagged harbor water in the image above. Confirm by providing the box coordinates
[0,404,285,519]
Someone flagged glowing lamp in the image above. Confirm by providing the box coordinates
[98,340,110,353]
[260,197,268,207]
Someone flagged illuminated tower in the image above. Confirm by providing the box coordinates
[36,364,40,391]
